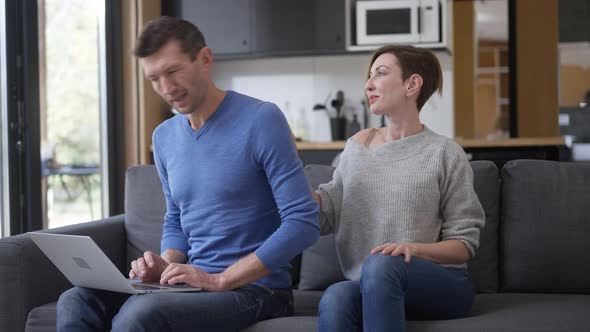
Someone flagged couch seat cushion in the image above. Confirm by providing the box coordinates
[407,293,590,332]
[287,293,590,332]
[244,316,318,332]
[24,294,590,332]
[25,302,57,332]
[293,290,323,316]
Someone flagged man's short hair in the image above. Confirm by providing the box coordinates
[133,16,206,60]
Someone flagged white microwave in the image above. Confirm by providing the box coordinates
[356,0,441,45]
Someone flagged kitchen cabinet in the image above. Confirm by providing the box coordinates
[559,0,590,43]
[313,0,346,54]
[254,0,315,55]
[167,0,346,58]
[169,0,253,56]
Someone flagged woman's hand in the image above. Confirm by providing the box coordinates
[371,242,418,263]
[312,191,321,206]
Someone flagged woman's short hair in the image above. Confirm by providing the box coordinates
[368,44,443,110]
[133,16,206,60]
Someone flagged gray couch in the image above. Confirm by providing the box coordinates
[1,160,590,331]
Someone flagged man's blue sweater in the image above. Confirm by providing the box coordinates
[152,90,319,289]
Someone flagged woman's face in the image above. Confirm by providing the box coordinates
[365,53,410,116]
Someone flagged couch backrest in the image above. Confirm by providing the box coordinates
[300,161,501,293]
[123,162,502,293]
[125,165,166,268]
[500,160,590,294]
[466,161,501,292]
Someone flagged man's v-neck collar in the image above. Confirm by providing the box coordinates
[181,90,234,141]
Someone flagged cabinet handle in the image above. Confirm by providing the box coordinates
[418,7,422,34]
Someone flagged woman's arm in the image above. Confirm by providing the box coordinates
[315,167,344,235]
[371,240,471,264]
[438,143,486,257]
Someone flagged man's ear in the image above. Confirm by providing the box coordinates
[406,74,423,98]
[199,47,214,69]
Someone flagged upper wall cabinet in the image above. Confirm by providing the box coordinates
[255,0,345,56]
[254,0,316,55]
[171,0,253,55]
[168,0,346,59]
[312,0,347,54]
[559,0,590,43]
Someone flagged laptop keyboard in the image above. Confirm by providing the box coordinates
[132,284,164,290]
[132,282,192,290]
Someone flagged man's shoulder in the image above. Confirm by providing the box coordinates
[223,91,278,124]
[228,90,267,109]
[153,114,182,138]
[233,95,282,124]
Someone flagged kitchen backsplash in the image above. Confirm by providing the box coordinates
[212,52,454,141]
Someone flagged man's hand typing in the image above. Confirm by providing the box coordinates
[160,263,225,291]
[129,251,169,282]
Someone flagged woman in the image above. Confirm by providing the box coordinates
[314,45,485,332]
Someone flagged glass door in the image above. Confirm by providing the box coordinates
[38,0,107,228]
[0,0,7,237]
[1,0,112,236]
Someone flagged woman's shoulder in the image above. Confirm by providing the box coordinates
[350,128,378,145]
[422,127,462,151]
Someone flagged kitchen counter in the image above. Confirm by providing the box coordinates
[296,137,567,168]
[296,137,565,150]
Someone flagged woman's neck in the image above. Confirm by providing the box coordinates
[384,110,423,141]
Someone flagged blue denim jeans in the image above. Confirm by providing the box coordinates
[318,254,475,332]
[57,284,292,332]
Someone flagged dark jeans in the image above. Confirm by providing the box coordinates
[57,284,293,332]
[318,254,475,332]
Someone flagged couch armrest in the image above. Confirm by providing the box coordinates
[0,214,126,332]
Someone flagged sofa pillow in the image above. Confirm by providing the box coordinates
[467,160,500,293]
[299,165,346,290]
[500,160,590,293]
[124,165,166,267]
[298,234,346,291]
[304,164,337,191]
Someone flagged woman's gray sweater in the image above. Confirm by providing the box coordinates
[317,127,485,281]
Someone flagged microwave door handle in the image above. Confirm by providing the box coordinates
[417,6,422,34]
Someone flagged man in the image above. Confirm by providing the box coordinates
[57,16,319,331]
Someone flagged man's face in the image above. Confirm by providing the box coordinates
[140,40,209,114]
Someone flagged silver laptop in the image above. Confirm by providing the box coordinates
[29,232,202,294]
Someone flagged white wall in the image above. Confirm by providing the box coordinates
[212,52,454,141]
